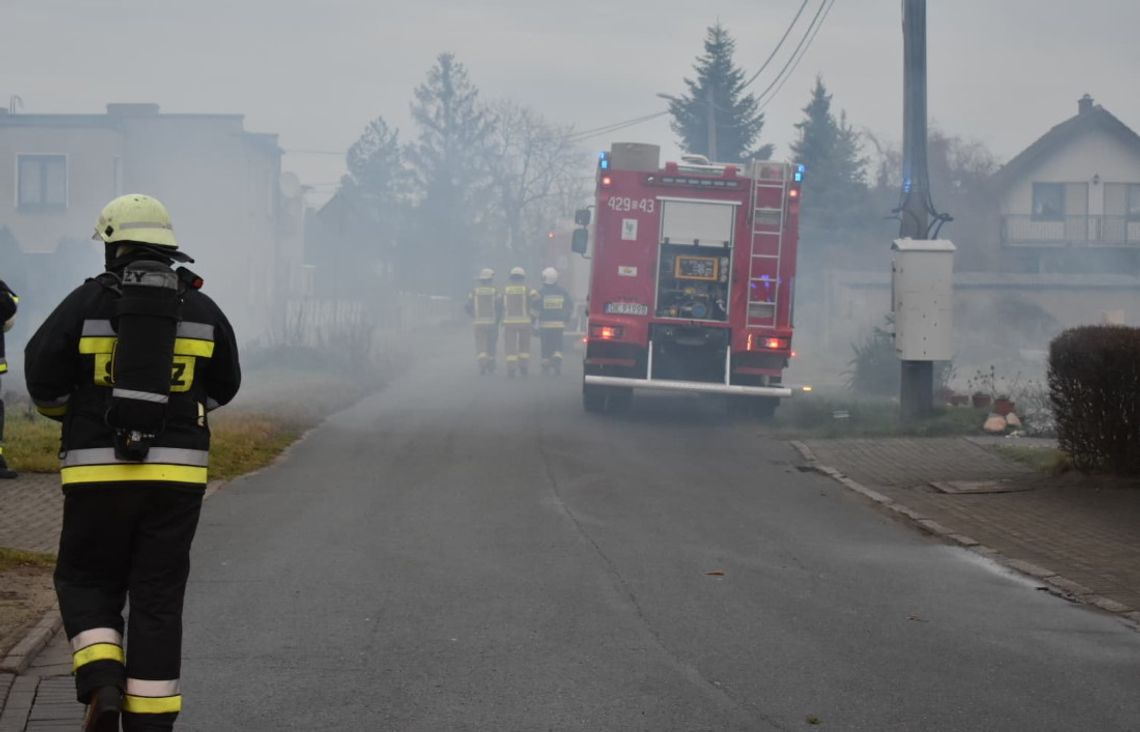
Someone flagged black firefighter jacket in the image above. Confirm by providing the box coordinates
[0,280,17,374]
[25,266,241,491]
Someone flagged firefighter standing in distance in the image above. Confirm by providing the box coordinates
[533,267,573,375]
[0,279,18,479]
[25,194,241,732]
[465,268,502,374]
[501,266,537,377]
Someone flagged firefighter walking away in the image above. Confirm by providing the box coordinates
[465,268,502,374]
[25,194,241,732]
[0,278,18,479]
[534,267,573,375]
[502,266,536,378]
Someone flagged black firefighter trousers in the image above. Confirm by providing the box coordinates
[55,485,203,731]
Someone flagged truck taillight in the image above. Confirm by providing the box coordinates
[600,175,613,187]
[747,333,788,351]
[590,324,623,340]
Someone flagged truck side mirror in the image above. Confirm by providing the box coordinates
[574,208,592,227]
[571,228,589,255]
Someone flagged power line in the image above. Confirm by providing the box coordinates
[751,0,830,106]
[283,149,347,156]
[566,111,669,141]
[757,0,837,112]
[742,0,812,89]
[565,111,670,143]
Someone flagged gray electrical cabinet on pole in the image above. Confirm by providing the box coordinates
[892,239,955,362]
[897,0,953,420]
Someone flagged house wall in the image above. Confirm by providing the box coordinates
[114,114,283,342]
[0,124,124,252]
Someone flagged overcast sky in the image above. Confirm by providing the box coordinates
[5,1,1138,203]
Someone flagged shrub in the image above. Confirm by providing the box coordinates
[846,320,898,396]
[1048,325,1140,474]
[846,314,953,398]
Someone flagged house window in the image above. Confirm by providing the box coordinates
[17,155,68,209]
[1032,183,1064,220]
[1128,184,1140,220]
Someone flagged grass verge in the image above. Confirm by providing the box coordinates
[208,412,303,482]
[993,445,1073,475]
[4,367,375,480]
[5,411,62,473]
[770,395,986,439]
[0,546,56,572]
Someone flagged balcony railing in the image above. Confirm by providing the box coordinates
[1001,215,1140,246]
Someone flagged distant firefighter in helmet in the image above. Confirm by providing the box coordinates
[532,267,573,375]
[501,267,537,377]
[464,268,502,374]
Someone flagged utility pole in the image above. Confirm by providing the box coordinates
[898,0,933,420]
[705,86,718,162]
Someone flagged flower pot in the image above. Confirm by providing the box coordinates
[993,398,1015,417]
[972,393,992,409]
[951,395,970,407]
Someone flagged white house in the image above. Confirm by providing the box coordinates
[993,94,1140,273]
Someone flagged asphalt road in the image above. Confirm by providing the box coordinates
[180,346,1140,731]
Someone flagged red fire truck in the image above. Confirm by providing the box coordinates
[572,143,803,416]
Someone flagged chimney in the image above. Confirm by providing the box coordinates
[1078,94,1094,115]
[106,103,161,117]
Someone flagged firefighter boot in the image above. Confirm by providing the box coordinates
[553,352,563,375]
[83,686,122,732]
[0,454,16,480]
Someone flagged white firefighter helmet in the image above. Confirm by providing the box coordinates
[509,266,526,279]
[541,267,558,285]
[91,193,192,262]
[478,268,495,281]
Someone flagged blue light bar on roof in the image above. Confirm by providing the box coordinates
[599,151,610,171]
[794,163,805,182]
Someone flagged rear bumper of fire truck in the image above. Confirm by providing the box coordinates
[583,374,793,398]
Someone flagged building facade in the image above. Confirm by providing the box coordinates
[0,102,305,345]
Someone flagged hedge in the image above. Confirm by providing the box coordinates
[1048,325,1140,474]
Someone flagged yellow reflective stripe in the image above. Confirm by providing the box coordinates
[123,694,182,714]
[73,643,124,671]
[0,364,7,374]
[540,322,565,329]
[174,338,214,358]
[36,405,68,417]
[80,336,214,358]
[61,464,208,485]
[79,337,117,354]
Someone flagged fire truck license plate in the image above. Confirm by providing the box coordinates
[605,302,648,316]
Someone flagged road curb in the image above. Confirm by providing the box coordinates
[0,604,61,675]
[790,440,1140,633]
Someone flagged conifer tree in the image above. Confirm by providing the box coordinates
[667,24,773,164]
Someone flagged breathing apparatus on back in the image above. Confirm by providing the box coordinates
[91,194,203,461]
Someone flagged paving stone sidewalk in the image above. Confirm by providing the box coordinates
[804,436,1140,614]
[0,474,61,555]
[0,630,80,731]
